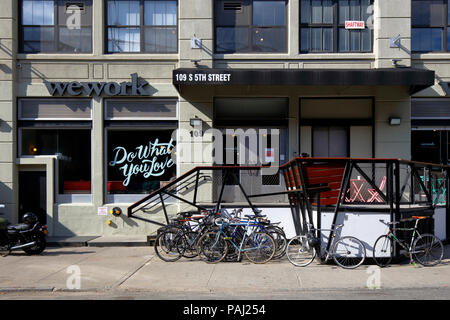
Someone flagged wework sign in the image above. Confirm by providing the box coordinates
[45,73,149,96]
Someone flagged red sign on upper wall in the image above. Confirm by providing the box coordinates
[345,21,365,29]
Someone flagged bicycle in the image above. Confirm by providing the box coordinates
[373,216,444,267]
[286,223,366,269]
[196,215,276,264]
[153,209,217,262]
[224,208,287,260]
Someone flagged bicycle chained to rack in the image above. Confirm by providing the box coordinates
[372,216,444,267]
[196,211,277,264]
[286,222,367,269]
[154,207,287,263]
[153,208,218,262]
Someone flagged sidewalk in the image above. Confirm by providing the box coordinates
[47,235,150,247]
[0,244,449,296]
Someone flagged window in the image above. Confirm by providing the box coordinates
[412,0,450,52]
[300,0,373,53]
[104,100,177,202]
[20,0,92,53]
[215,0,288,53]
[18,99,92,202]
[106,0,178,53]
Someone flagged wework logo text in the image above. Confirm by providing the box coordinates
[45,73,149,97]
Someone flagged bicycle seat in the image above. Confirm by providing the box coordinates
[412,216,427,220]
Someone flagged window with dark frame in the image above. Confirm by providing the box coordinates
[106,0,178,53]
[18,99,92,196]
[300,0,373,53]
[412,0,450,52]
[20,0,93,53]
[214,0,288,53]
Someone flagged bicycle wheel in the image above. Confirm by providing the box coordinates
[154,229,185,262]
[182,231,200,259]
[373,235,393,267]
[0,244,11,257]
[265,227,287,259]
[332,236,366,269]
[243,232,276,264]
[412,233,444,266]
[286,235,316,267]
[196,231,228,263]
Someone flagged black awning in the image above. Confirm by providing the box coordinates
[173,68,435,94]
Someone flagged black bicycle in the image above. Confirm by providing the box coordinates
[373,216,444,267]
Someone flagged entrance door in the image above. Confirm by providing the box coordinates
[19,171,46,224]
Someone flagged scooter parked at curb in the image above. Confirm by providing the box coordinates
[0,204,48,257]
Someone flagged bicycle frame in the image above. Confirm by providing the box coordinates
[214,219,269,261]
[387,219,423,261]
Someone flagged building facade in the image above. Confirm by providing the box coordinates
[0,0,444,237]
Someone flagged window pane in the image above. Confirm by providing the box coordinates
[59,27,92,53]
[323,0,333,24]
[22,0,54,25]
[301,0,311,23]
[107,130,176,194]
[144,1,177,26]
[311,27,322,51]
[216,27,250,52]
[107,0,140,26]
[23,26,55,52]
[108,27,140,52]
[252,27,286,52]
[432,28,443,50]
[106,100,177,119]
[339,0,349,24]
[323,27,333,51]
[21,129,91,194]
[311,0,322,23]
[253,1,286,26]
[350,0,360,20]
[300,27,310,51]
[412,28,443,52]
[350,29,360,51]
[339,28,349,51]
[412,0,445,26]
[361,0,371,23]
[361,28,371,51]
[144,27,177,52]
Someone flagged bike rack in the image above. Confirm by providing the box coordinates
[127,158,450,254]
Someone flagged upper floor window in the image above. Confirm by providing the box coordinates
[20,0,93,53]
[300,0,373,53]
[106,0,178,53]
[214,0,288,53]
[412,0,450,52]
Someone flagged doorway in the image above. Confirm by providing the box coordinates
[19,171,47,224]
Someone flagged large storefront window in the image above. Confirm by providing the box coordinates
[18,99,92,202]
[107,129,176,194]
[21,129,92,194]
[104,99,177,202]
[20,0,93,53]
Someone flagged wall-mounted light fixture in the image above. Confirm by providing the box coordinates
[190,117,202,127]
[389,117,401,126]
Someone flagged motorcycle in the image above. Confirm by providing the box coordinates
[0,204,48,257]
